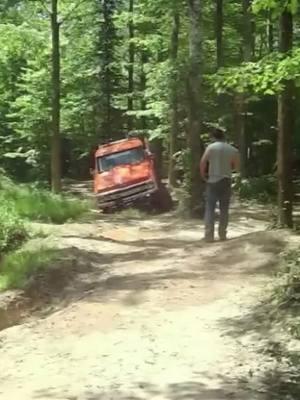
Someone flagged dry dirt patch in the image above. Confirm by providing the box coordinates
[0,213,288,400]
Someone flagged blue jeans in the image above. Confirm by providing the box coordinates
[205,178,231,240]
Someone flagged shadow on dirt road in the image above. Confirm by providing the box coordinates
[219,266,300,400]
[0,207,295,400]
[31,377,260,400]
[8,229,284,320]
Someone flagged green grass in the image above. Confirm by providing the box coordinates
[0,174,90,224]
[0,171,89,292]
[0,202,28,253]
[0,247,57,291]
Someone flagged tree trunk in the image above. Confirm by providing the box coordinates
[216,0,223,69]
[127,0,134,132]
[186,0,205,217]
[215,0,224,122]
[150,139,163,185]
[242,0,254,62]
[103,0,112,139]
[98,0,116,141]
[50,0,61,193]
[268,11,274,53]
[140,50,147,132]
[277,11,294,227]
[234,94,246,169]
[237,0,253,178]
[168,10,180,187]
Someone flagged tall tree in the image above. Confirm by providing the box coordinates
[267,11,274,53]
[98,0,118,140]
[186,0,204,216]
[127,0,134,132]
[215,0,224,124]
[168,7,180,186]
[50,0,61,192]
[139,50,147,132]
[215,0,223,69]
[237,0,254,178]
[277,9,294,227]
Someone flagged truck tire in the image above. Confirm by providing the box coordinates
[101,206,115,214]
[151,184,173,213]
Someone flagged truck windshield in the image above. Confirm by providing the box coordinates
[98,147,145,172]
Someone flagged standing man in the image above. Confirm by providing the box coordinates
[200,128,239,242]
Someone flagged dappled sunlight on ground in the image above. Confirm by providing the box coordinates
[0,200,299,399]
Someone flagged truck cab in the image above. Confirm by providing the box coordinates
[91,137,158,210]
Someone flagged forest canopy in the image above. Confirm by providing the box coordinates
[0,0,299,225]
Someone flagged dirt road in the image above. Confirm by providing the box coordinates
[0,209,287,399]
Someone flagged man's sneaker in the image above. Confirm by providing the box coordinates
[204,236,214,243]
[219,235,227,241]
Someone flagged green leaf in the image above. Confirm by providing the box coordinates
[289,0,298,14]
[265,89,275,95]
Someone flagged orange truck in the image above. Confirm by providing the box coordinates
[91,137,158,211]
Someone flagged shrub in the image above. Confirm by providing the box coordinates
[0,168,14,189]
[0,202,28,254]
[273,249,300,309]
[0,169,89,223]
[1,184,89,224]
[269,249,300,338]
[233,174,277,203]
[0,248,56,290]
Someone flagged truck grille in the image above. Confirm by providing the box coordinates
[98,181,156,204]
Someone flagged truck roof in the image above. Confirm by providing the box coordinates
[95,137,144,157]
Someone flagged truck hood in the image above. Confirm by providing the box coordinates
[95,161,154,192]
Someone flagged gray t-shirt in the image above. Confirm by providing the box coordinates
[204,141,238,183]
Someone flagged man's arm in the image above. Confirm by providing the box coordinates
[200,148,210,180]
